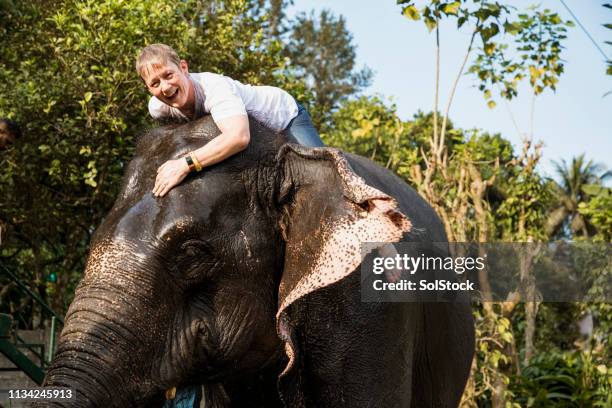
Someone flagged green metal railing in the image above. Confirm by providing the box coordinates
[0,261,64,384]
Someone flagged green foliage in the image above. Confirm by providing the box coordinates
[546,155,611,239]
[510,349,611,407]
[471,306,517,405]
[397,0,520,115]
[323,99,503,187]
[397,0,505,33]
[553,156,610,205]
[254,0,294,39]
[322,96,416,176]
[496,161,551,240]
[283,9,372,130]
[530,303,583,352]
[469,5,573,104]
[397,2,573,110]
[578,187,612,242]
[0,0,295,314]
[393,4,606,407]
[454,130,514,176]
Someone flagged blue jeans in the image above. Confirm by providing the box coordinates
[162,385,201,408]
[285,103,325,147]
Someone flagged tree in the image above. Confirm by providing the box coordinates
[254,0,294,38]
[283,9,373,130]
[0,0,17,19]
[322,96,412,172]
[578,186,612,242]
[546,155,612,238]
[396,2,574,406]
[469,5,573,138]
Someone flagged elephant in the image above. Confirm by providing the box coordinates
[36,115,475,407]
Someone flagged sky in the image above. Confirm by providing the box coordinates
[287,1,611,179]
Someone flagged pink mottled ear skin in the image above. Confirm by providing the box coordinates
[274,146,411,380]
[278,197,409,314]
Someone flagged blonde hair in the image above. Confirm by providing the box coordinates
[136,43,182,78]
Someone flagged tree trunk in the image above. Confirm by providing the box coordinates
[524,301,537,364]
[520,242,541,365]
[545,205,569,237]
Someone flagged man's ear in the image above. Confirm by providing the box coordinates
[180,60,189,74]
[273,144,411,406]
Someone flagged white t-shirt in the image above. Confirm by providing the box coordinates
[148,72,299,132]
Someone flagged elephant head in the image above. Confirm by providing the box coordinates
[38,116,427,407]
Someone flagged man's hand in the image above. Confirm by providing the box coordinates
[153,158,190,197]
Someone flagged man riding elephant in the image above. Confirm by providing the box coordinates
[136,43,324,198]
[136,43,329,407]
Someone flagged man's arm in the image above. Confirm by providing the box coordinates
[191,115,250,167]
[152,115,250,197]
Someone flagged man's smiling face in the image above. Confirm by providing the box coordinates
[142,59,194,112]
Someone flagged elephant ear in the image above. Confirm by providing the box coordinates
[274,144,411,406]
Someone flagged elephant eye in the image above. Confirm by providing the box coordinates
[174,239,219,283]
[184,244,199,257]
[180,239,212,257]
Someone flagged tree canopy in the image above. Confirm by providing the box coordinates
[284,9,373,129]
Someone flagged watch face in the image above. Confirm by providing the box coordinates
[185,155,195,171]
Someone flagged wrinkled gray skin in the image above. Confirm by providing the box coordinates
[35,116,474,407]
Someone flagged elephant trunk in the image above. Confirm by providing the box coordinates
[38,266,168,407]
[36,344,130,406]
[40,295,146,406]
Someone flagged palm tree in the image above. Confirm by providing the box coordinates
[545,154,612,238]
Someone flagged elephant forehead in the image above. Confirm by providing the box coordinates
[109,177,230,234]
[136,119,218,156]
[84,238,151,280]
